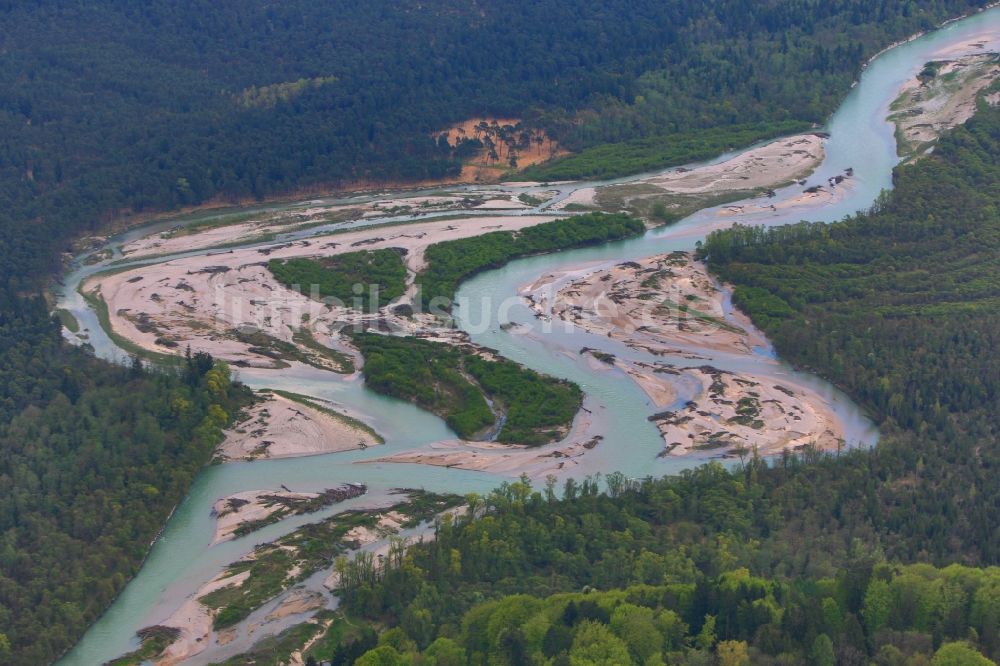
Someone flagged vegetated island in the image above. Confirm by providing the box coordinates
[110,491,465,666]
[268,248,407,312]
[350,332,582,446]
[417,212,647,306]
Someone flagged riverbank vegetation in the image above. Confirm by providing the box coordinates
[199,490,462,631]
[0,350,249,662]
[242,98,1000,666]
[418,213,644,306]
[4,1,999,661]
[521,121,812,181]
[352,333,581,445]
[272,468,1000,665]
[269,249,407,312]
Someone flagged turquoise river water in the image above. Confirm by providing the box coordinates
[55,8,1000,663]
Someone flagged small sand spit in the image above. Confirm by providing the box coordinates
[634,134,824,196]
[151,569,251,666]
[218,392,379,462]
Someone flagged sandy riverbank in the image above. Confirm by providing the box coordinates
[118,188,542,260]
[212,490,321,544]
[641,134,825,195]
[633,359,840,456]
[152,568,251,666]
[553,133,826,214]
[523,253,844,457]
[84,214,557,368]
[890,49,1000,155]
[146,498,463,665]
[523,252,767,356]
[118,203,365,259]
[361,397,605,477]
[218,392,380,462]
[210,483,367,544]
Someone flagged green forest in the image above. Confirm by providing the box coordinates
[232,97,1000,665]
[419,213,645,306]
[2,1,992,301]
[0,0,998,662]
[331,474,1000,665]
[0,350,248,663]
[351,333,581,445]
[269,249,407,312]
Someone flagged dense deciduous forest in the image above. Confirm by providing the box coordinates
[2,0,993,283]
[0,350,249,663]
[335,478,1000,665]
[266,101,1000,665]
[0,0,997,662]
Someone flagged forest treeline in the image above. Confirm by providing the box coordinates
[335,476,1000,665]
[1,1,994,285]
[271,101,1000,664]
[0,350,249,663]
[0,1,997,662]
